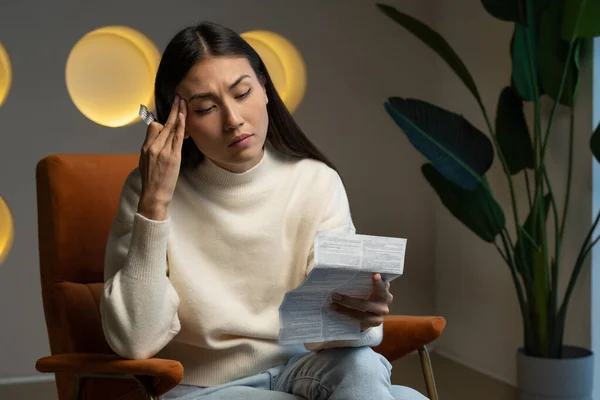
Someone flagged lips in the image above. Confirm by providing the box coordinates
[229,133,253,146]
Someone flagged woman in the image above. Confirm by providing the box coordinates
[100,21,426,400]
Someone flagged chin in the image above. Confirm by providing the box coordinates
[232,145,263,161]
[218,142,265,170]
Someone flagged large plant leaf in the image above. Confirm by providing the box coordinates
[422,163,505,242]
[590,123,600,163]
[511,24,537,101]
[481,0,522,22]
[496,86,534,174]
[538,0,580,106]
[481,0,525,23]
[562,0,600,40]
[385,97,494,190]
[376,3,482,104]
[510,0,549,101]
[535,0,550,15]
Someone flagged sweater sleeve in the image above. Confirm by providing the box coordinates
[303,171,384,352]
[99,169,181,360]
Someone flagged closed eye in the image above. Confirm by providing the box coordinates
[236,88,251,99]
[194,106,214,115]
[194,88,251,115]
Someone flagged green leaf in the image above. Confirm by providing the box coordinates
[481,0,525,23]
[590,123,600,163]
[538,1,580,106]
[422,163,505,242]
[514,194,552,279]
[535,0,550,15]
[510,0,549,101]
[511,24,537,101]
[496,86,535,174]
[376,3,482,104]
[562,0,600,40]
[385,98,494,190]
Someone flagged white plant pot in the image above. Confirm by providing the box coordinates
[517,346,593,400]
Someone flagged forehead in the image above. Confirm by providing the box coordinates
[178,56,255,92]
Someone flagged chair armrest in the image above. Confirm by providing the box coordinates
[372,315,446,362]
[36,353,183,396]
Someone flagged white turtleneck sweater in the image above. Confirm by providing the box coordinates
[100,145,383,387]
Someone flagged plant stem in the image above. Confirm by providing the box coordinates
[480,106,529,282]
[543,167,560,355]
[541,39,577,159]
[541,0,586,160]
[524,170,533,208]
[557,209,600,341]
[520,0,552,354]
[585,236,600,259]
[494,241,510,265]
[499,228,528,321]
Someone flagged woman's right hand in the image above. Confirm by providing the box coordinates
[137,95,187,221]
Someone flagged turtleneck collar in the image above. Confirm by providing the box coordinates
[184,144,287,199]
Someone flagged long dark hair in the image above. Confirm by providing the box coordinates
[154,22,336,171]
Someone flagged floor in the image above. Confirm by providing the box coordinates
[0,352,517,399]
[391,352,517,400]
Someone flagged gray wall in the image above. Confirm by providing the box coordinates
[0,0,437,379]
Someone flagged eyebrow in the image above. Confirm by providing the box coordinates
[187,75,251,102]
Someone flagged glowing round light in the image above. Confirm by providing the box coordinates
[0,195,14,265]
[65,26,160,127]
[241,30,307,113]
[0,41,12,108]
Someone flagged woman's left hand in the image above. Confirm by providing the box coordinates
[330,273,393,331]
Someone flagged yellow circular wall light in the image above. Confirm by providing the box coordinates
[241,30,307,114]
[0,195,14,266]
[0,41,12,108]
[65,26,160,127]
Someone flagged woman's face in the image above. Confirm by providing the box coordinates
[176,55,269,173]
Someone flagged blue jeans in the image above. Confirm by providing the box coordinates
[161,346,427,399]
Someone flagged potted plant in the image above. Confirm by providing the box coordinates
[375,1,600,398]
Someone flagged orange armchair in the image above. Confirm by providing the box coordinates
[34,154,446,400]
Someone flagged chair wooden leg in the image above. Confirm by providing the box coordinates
[69,373,158,400]
[70,375,83,400]
[135,375,159,400]
[418,346,439,400]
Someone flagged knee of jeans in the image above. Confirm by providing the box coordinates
[338,346,393,377]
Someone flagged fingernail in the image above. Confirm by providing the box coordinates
[332,293,342,301]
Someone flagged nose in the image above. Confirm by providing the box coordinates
[223,103,244,132]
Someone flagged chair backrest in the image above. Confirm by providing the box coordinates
[36,153,138,398]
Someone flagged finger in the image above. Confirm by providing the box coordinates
[142,122,163,151]
[163,94,181,132]
[154,96,181,149]
[172,112,186,152]
[371,273,389,302]
[331,303,383,328]
[166,98,186,148]
[331,293,389,316]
